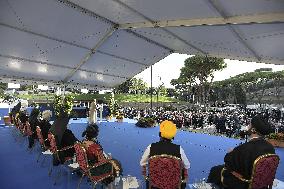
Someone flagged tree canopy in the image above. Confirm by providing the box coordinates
[211,70,284,105]
[115,78,148,94]
[171,55,226,103]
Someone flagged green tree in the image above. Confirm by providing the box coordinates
[19,84,33,91]
[211,69,284,105]
[166,88,177,97]
[171,55,226,103]
[115,78,148,94]
[129,78,148,94]
[114,79,132,94]
[271,71,284,101]
[0,83,8,97]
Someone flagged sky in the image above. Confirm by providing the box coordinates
[135,53,284,88]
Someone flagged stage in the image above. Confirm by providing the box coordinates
[0,118,283,189]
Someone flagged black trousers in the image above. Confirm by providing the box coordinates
[28,135,35,148]
[207,165,252,189]
[207,165,224,186]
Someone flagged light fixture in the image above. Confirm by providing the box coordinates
[80,71,87,79]
[96,74,103,81]
[38,65,47,73]
[9,61,21,69]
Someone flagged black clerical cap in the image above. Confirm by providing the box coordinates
[251,115,271,135]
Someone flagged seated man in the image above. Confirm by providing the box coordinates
[140,120,190,189]
[60,128,78,162]
[28,108,40,148]
[207,115,276,189]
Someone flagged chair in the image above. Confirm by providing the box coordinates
[250,154,280,189]
[19,120,26,135]
[24,121,33,137]
[11,115,21,140]
[25,121,39,152]
[48,132,74,163]
[74,142,116,189]
[36,126,48,151]
[222,154,280,189]
[47,132,74,185]
[145,154,187,189]
[14,119,28,144]
[36,126,51,165]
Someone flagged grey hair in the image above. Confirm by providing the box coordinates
[42,110,52,121]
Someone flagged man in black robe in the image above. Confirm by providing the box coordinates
[11,102,21,123]
[207,115,276,189]
[28,108,40,148]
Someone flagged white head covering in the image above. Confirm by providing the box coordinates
[42,110,52,121]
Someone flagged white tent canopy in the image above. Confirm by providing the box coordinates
[0,0,283,90]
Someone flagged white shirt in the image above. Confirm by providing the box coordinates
[140,144,190,169]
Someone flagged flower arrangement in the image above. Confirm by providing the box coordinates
[136,117,156,128]
[53,95,74,118]
[267,133,284,148]
[267,133,284,141]
[116,114,124,120]
[108,93,119,116]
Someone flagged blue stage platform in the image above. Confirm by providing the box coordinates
[0,119,283,189]
[69,119,284,182]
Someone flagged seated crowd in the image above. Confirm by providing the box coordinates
[121,106,284,137]
[10,102,281,189]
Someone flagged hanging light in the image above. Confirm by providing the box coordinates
[9,61,21,69]
[38,65,47,73]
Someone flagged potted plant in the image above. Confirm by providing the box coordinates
[116,114,124,122]
[136,117,156,128]
[266,133,284,148]
[4,113,12,125]
[53,95,74,118]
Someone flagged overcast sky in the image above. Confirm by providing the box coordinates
[135,53,284,88]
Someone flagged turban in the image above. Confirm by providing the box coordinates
[160,120,177,139]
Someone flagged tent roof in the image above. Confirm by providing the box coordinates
[0,0,283,89]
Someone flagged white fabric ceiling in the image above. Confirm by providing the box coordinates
[0,0,283,89]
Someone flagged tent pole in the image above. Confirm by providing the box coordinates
[150,65,153,113]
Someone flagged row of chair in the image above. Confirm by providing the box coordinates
[12,115,119,188]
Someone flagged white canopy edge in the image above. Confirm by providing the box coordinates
[0,0,283,89]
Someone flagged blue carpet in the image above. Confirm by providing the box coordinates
[0,120,283,189]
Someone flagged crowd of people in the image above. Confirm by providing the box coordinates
[9,101,282,189]
[121,106,284,138]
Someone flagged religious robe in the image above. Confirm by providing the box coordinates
[208,138,275,189]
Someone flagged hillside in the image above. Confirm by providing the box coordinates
[17,93,178,103]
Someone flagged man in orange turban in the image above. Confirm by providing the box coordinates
[140,120,190,188]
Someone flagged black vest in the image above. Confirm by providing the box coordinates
[149,140,181,159]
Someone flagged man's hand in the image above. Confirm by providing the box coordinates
[183,168,189,182]
[227,148,234,153]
